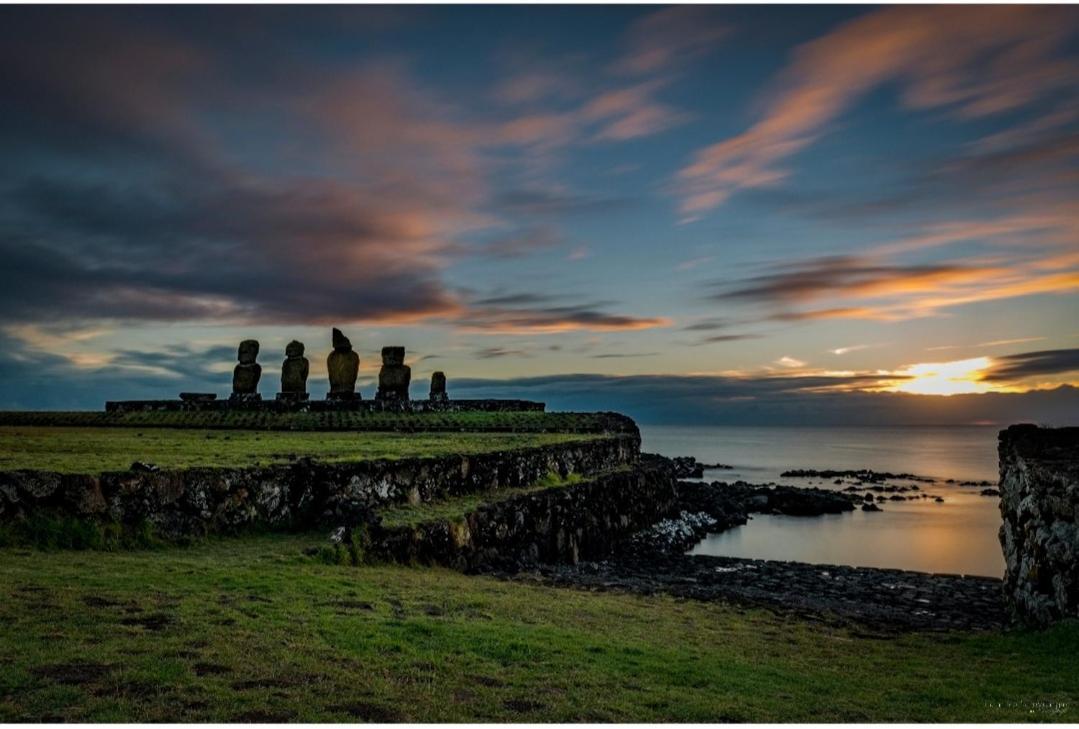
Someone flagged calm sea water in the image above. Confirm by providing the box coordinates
[640,425,1005,578]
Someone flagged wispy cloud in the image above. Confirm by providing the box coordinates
[676,6,1078,216]
[614,6,728,76]
[983,348,1079,382]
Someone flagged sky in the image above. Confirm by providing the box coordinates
[1,5,1077,424]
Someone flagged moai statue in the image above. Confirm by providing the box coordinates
[326,328,360,399]
[375,346,411,401]
[429,371,448,403]
[231,339,262,400]
[278,340,309,400]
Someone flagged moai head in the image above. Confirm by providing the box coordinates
[332,327,352,353]
[382,346,405,366]
[285,340,305,359]
[238,339,260,365]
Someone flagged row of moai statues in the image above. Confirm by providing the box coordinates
[230,328,448,402]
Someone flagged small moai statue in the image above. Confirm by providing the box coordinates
[375,346,411,401]
[231,339,262,399]
[429,371,448,403]
[278,340,310,400]
[326,327,360,399]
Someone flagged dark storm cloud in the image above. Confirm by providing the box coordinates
[984,348,1079,382]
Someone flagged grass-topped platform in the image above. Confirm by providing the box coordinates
[0,410,634,434]
[1,533,1076,722]
[0,427,602,475]
[376,471,590,529]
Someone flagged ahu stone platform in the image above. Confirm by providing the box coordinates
[105,397,545,414]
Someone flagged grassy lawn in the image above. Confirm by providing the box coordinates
[0,534,1076,722]
[0,410,625,434]
[378,471,587,528]
[0,427,599,474]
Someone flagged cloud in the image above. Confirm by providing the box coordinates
[0,10,687,335]
[682,319,731,332]
[707,248,1079,322]
[983,348,1079,382]
[830,344,874,356]
[475,227,566,259]
[775,356,806,369]
[457,302,670,335]
[696,334,760,345]
[676,6,1079,216]
[615,6,729,76]
[473,346,530,360]
[581,81,691,141]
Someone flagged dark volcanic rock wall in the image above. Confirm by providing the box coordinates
[998,424,1079,626]
[0,436,639,541]
[370,458,679,572]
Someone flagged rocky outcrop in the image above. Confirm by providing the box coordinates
[998,424,1079,626]
[367,458,678,572]
[0,436,639,542]
[625,479,858,555]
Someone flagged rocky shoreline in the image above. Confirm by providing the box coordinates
[507,553,1005,633]
[496,461,1007,633]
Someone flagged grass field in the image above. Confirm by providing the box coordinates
[0,427,599,474]
[0,410,626,434]
[0,534,1076,722]
[377,471,588,528]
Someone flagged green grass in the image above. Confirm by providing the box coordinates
[377,471,588,529]
[0,534,1076,722]
[0,410,629,434]
[0,427,601,474]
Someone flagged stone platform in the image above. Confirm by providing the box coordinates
[104,397,546,414]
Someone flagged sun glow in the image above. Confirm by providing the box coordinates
[886,356,993,396]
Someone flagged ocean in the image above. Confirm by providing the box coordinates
[639,424,1005,578]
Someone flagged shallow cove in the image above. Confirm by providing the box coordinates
[641,424,1004,577]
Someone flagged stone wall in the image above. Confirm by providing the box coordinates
[998,424,1079,626]
[368,457,679,572]
[0,436,638,541]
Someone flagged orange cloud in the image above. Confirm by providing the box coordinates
[677,6,1078,216]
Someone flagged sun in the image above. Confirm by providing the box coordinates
[886,356,993,396]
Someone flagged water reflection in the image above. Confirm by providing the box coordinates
[641,425,1004,577]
